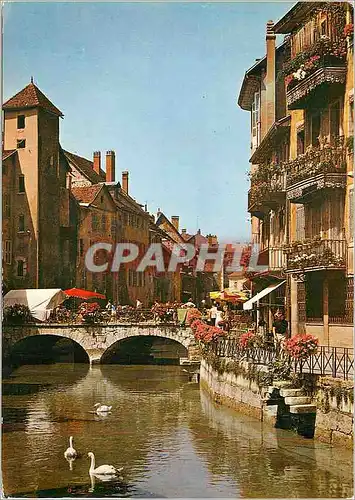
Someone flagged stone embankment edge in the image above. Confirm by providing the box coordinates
[199,358,353,449]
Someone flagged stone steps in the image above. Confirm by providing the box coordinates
[289,404,317,414]
[280,388,304,397]
[284,395,312,405]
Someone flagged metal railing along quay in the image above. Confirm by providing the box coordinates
[208,338,354,380]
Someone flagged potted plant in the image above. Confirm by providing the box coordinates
[238,331,257,350]
[3,304,34,325]
[78,302,101,324]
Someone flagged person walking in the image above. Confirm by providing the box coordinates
[210,302,218,326]
[215,306,224,329]
[110,303,117,322]
[272,309,288,351]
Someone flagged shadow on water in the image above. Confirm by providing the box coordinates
[2,382,52,396]
[3,363,90,390]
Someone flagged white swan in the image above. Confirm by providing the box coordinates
[94,403,112,413]
[64,436,77,459]
[88,452,123,476]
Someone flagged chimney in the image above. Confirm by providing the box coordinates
[197,229,201,235]
[106,150,115,182]
[93,151,101,174]
[265,20,276,134]
[171,216,179,231]
[122,171,129,194]
[208,234,218,246]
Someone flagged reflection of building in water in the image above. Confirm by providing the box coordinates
[190,388,353,498]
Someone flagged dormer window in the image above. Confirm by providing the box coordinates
[17,115,25,129]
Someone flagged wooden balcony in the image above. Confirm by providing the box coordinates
[286,65,346,110]
[284,238,347,273]
[269,247,286,271]
[250,247,286,272]
[248,171,286,217]
[286,140,347,203]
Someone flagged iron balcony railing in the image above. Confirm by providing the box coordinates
[284,238,347,271]
[285,138,347,188]
[294,345,354,380]
[208,338,354,380]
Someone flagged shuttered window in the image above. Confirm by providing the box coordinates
[17,259,27,277]
[3,240,12,264]
[92,214,98,231]
[251,91,260,148]
[296,205,305,240]
[3,194,10,218]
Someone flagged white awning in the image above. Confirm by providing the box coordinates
[243,281,286,311]
[3,289,67,321]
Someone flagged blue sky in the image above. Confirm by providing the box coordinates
[3,2,293,241]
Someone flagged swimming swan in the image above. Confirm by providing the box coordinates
[88,452,123,476]
[94,403,112,413]
[64,436,77,459]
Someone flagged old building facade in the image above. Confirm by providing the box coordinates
[239,2,354,346]
[2,81,76,290]
[2,82,173,305]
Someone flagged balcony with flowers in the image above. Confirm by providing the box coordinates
[247,163,286,218]
[282,31,348,110]
[284,136,347,203]
[283,237,347,273]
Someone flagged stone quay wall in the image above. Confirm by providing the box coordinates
[200,357,353,449]
[310,376,353,448]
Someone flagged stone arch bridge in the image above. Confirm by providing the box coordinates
[3,323,200,365]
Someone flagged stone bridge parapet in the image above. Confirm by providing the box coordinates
[3,323,199,365]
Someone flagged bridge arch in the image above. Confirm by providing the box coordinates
[101,334,189,364]
[5,334,90,368]
[3,324,198,367]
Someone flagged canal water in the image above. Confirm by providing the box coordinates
[2,363,353,498]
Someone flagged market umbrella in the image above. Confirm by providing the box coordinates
[64,288,106,300]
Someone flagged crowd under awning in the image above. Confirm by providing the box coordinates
[243,280,286,311]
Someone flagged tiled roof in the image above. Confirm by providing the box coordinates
[2,150,17,161]
[119,189,148,216]
[181,232,193,241]
[71,185,102,204]
[155,213,185,243]
[64,150,106,184]
[193,233,208,247]
[3,82,63,117]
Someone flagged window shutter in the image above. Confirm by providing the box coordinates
[296,205,305,240]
